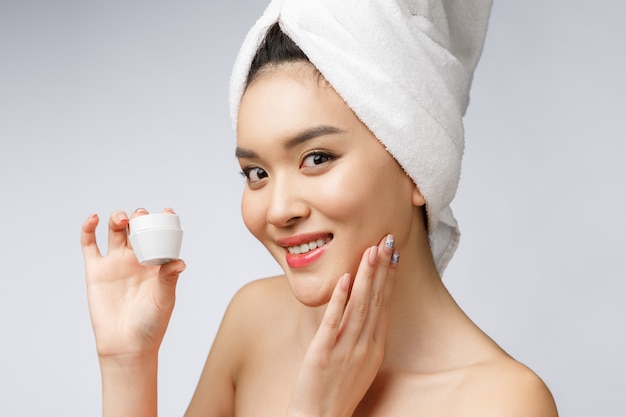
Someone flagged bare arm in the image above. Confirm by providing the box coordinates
[83,209,396,417]
[81,210,185,417]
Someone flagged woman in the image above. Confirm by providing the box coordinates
[81,1,558,416]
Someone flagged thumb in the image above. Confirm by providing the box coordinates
[159,259,186,286]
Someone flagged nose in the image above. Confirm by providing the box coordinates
[266,175,310,228]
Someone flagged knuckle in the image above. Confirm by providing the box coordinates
[381,300,393,314]
[372,345,385,365]
[371,291,384,308]
[355,301,369,319]
[353,344,370,362]
[324,315,341,331]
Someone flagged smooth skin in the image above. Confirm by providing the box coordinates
[82,63,558,417]
[82,210,397,417]
[82,208,185,417]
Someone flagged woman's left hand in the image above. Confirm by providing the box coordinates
[288,234,398,417]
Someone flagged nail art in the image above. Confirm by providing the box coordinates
[391,252,400,265]
[385,235,395,250]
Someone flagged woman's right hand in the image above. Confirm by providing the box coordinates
[80,209,186,361]
[287,234,399,417]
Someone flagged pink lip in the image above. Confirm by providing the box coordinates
[277,233,333,269]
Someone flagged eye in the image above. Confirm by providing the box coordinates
[301,151,336,169]
[240,166,268,183]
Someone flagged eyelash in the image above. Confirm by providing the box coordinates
[239,151,337,183]
[239,166,267,182]
[301,151,336,168]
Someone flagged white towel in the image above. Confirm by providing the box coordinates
[229,0,492,275]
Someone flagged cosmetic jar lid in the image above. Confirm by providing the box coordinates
[129,213,181,234]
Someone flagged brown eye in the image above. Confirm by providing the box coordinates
[242,166,268,182]
[301,152,334,168]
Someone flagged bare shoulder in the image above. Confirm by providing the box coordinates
[185,275,293,417]
[231,274,291,303]
[462,357,558,417]
[221,275,299,351]
[227,275,294,321]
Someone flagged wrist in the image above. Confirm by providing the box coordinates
[99,351,159,393]
[98,350,159,370]
[99,352,159,417]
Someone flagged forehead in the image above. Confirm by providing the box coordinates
[236,63,356,146]
[247,61,323,89]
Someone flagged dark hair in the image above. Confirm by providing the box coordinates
[246,23,311,86]
[244,23,429,230]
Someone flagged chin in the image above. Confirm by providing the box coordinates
[288,278,334,308]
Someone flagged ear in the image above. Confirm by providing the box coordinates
[411,184,426,207]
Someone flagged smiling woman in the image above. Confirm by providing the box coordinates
[81,1,558,417]
[236,62,418,309]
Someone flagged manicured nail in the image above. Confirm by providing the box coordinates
[116,213,128,223]
[163,207,175,214]
[391,251,400,265]
[368,246,378,266]
[385,234,395,250]
[134,208,148,215]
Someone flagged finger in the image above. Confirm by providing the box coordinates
[311,273,352,352]
[362,235,396,340]
[372,250,398,342]
[107,210,130,251]
[159,259,186,286]
[149,260,186,317]
[80,213,102,260]
[340,247,377,342]
[128,208,149,250]
[162,207,175,214]
[129,207,149,220]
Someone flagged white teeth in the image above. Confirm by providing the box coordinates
[287,238,330,255]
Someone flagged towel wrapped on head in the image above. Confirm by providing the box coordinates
[229,0,493,275]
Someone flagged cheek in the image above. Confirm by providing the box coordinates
[309,166,365,218]
[241,190,264,240]
[317,163,409,223]
[320,166,416,266]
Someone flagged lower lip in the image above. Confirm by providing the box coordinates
[285,243,330,268]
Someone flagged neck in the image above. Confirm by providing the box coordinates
[380,238,482,373]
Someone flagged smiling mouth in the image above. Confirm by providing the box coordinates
[287,236,333,255]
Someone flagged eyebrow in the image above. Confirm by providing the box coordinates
[235,125,345,158]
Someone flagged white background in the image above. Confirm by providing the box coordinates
[1,1,624,415]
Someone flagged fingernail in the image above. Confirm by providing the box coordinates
[391,252,400,265]
[116,213,128,222]
[385,234,395,250]
[340,273,351,291]
[134,208,148,214]
[164,207,175,214]
[368,246,378,266]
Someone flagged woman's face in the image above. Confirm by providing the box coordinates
[237,63,421,307]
